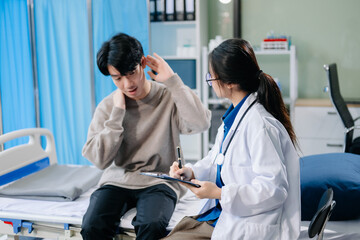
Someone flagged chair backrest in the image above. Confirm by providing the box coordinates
[324,63,354,152]
[308,188,336,240]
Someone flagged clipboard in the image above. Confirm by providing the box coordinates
[140,172,201,188]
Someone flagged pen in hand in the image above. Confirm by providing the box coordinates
[177,146,182,169]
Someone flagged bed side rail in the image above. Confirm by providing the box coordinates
[0,128,57,185]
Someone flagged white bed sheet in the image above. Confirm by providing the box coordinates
[2,187,360,239]
[0,186,206,230]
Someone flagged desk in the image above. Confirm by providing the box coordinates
[345,98,360,105]
[294,99,360,156]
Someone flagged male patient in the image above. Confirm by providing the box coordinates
[81,32,211,240]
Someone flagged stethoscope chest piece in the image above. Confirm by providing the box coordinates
[215,153,225,165]
[213,100,257,167]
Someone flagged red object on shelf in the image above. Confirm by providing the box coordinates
[263,38,287,42]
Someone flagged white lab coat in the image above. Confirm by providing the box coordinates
[188,93,300,240]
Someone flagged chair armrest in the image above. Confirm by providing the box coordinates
[346,125,360,133]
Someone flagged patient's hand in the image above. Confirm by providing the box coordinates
[169,162,194,181]
[187,180,222,200]
[146,53,175,82]
[113,89,126,109]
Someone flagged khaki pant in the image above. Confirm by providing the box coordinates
[162,216,214,240]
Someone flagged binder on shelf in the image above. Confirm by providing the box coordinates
[150,0,156,22]
[184,0,195,21]
[175,0,185,21]
[156,0,165,21]
[165,0,175,21]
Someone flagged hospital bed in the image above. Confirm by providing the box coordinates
[0,128,206,240]
[1,128,360,240]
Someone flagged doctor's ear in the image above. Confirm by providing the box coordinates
[226,83,235,89]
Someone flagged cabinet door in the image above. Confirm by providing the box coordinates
[294,106,344,156]
[167,59,196,89]
[294,106,344,139]
[297,138,343,156]
[294,105,360,156]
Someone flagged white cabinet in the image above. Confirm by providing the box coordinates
[201,46,298,152]
[150,0,208,161]
[294,99,360,156]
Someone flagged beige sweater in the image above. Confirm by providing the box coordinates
[82,74,211,199]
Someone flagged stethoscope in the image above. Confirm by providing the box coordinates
[214,100,257,166]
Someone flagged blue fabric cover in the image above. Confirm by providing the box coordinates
[300,153,360,220]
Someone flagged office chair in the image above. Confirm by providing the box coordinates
[308,188,336,240]
[324,63,360,154]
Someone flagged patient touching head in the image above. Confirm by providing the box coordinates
[96,33,150,101]
[96,32,144,76]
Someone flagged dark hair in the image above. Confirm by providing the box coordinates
[209,38,297,145]
[96,33,144,76]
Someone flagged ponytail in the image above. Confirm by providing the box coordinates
[256,72,297,146]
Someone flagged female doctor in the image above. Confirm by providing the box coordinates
[165,39,301,240]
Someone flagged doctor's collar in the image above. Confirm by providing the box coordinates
[222,94,250,128]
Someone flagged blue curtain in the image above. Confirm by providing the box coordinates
[92,0,150,105]
[0,0,149,164]
[0,0,36,149]
[34,0,92,165]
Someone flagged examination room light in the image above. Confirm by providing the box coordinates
[219,0,232,4]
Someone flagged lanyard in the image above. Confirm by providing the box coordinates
[215,100,257,165]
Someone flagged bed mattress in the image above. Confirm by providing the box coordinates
[0,186,206,230]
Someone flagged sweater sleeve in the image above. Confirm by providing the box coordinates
[82,97,126,170]
[163,74,211,134]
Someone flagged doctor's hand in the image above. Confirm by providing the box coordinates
[146,53,175,83]
[113,89,126,109]
[169,162,194,181]
[186,180,222,200]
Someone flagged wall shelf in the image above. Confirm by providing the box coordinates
[201,46,298,152]
[149,0,208,161]
[151,20,196,25]
[254,49,292,55]
[160,56,198,60]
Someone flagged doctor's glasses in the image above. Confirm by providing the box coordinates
[205,72,220,87]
